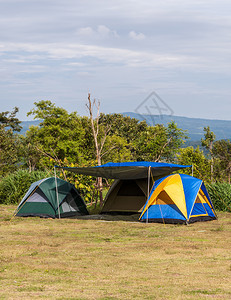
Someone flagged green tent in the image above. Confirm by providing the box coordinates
[16,177,89,218]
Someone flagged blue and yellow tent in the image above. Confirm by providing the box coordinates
[139,174,217,224]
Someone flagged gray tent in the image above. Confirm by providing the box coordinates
[101,178,148,213]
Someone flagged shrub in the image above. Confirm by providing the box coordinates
[207,182,231,212]
[0,169,49,204]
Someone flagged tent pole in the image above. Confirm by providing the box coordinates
[146,166,151,224]
[54,166,61,219]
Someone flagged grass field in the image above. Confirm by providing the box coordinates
[0,205,231,299]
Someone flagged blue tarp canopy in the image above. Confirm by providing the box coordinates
[55,161,191,180]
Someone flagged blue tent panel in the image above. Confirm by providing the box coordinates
[180,174,202,217]
[191,203,215,218]
[141,204,186,222]
[200,183,216,211]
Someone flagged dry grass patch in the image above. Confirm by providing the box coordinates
[0,205,230,299]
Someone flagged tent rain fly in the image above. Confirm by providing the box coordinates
[55,161,191,180]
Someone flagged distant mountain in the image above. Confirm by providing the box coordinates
[122,112,231,141]
[20,120,41,135]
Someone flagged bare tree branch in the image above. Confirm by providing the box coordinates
[99,124,112,155]
[86,93,112,206]
[101,146,118,158]
[155,137,172,162]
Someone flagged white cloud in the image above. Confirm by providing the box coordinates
[0,41,196,69]
[76,27,94,37]
[76,25,118,40]
[97,25,111,37]
[97,25,118,38]
[129,31,145,40]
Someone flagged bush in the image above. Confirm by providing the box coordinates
[207,182,231,212]
[0,169,49,204]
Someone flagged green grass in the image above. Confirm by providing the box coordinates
[0,205,231,299]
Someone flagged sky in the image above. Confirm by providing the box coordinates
[0,0,231,121]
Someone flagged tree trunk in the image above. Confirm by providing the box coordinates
[228,163,231,185]
[210,143,214,182]
[87,93,106,207]
[211,156,214,182]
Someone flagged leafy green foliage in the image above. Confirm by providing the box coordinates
[201,126,216,182]
[0,169,49,204]
[99,114,187,162]
[99,113,148,143]
[26,101,87,169]
[24,104,188,172]
[55,164,96,204]
[177,146,210,182]
[213,139,231,183]
[0,108,23,178]
[201,126,216,156]
[135,124,167,161]
[102,134,133,163]
[20,126,42,172]
[0,107,22,132]
[99,113,147,161]
[135,122,187,162]
[207,182,231,212]
[0,128,21,177]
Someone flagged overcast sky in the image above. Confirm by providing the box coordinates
[0,0,231,120]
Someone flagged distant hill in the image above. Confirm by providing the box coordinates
[20,120,41,135]
[122,113,231,141]
[21,114,231,142]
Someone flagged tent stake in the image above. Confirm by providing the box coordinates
[54,166,61,219]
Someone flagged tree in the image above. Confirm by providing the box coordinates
[99,115,187,163]
[20,126,42,172]
[99,113,147,161]
[201,126,216,181]
[24,100,98,199]
[102,134,133,162]
[0,107,22,177]
[213,139,231,184]
[26,100,87,170]
[86,94,112,205]
[177,146,211,181]
[0,107,22,132]
[134,121,187,162]
[99,113,147,143]
[135,124,168,161]
[166,121,188,161]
